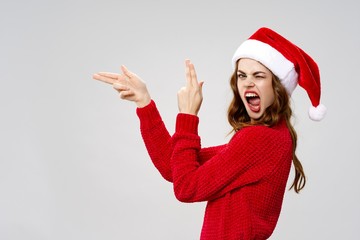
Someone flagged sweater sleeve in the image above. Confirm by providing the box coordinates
[136,100,225,182]
[136,100,173,182]
[171,113,291,203]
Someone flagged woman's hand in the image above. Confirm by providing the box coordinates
[93,65,151,108]
[177,60,204,116]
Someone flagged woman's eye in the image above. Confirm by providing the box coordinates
[255,75,265,79]
[237,74,246,79]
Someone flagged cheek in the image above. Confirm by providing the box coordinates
[262,84,275,107]
[237,83,246,102]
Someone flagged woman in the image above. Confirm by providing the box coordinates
[93,27,326,240]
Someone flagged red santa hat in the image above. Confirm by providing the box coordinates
[231,27,326,121]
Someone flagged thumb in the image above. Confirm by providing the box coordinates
[199,81,204,89]
[120,65,133,79]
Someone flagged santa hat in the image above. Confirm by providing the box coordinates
[231,27,326,121]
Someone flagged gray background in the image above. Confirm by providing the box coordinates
[1,0,359,239]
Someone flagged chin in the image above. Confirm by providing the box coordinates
[246,109,264,121]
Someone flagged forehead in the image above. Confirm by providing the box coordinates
[237,58,271,74]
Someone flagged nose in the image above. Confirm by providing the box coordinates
[245,78,255,87]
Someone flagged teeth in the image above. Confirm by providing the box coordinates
[245,92,258,97]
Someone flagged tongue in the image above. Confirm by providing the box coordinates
[249,97,260,106]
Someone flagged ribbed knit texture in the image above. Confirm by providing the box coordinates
[137,100,293,240]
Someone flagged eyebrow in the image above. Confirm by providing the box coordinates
[237,70,267,75]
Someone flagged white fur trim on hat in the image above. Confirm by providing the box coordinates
[232,39,298,95]
[308,104,327,121]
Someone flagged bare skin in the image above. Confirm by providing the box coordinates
[236,58,275,121]
[177,60,204,115]
[93,60,204,115]
[92,65,151,108]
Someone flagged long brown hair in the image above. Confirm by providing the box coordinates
[227,67,306,193]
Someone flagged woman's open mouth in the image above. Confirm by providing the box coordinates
[245,92,261,112]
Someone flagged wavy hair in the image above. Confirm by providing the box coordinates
[227,66,306,193]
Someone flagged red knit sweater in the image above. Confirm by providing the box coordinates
[136,100,293,240]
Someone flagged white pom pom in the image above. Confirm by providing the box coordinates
[308,104,327,121]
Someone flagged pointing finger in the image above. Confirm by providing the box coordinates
[97,72,119,80]
[185,59,192,88]
[93,73,127,85]
[93,73,116,85]
[189,62,198,88]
